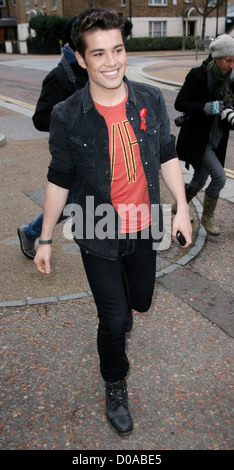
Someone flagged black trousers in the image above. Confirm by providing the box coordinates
[81,230,156,383]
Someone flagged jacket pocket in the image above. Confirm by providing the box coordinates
[70,135,96,169]
[145,123,160,156]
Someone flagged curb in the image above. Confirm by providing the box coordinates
[0,198,206,309]
[126,61,183,89]
[140,68,183,88]
[0,132,6,146]
[156,197,206,277]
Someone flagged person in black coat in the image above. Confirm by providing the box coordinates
[174,34,234,235]
[17,16,88,259]
[32,18,88,132]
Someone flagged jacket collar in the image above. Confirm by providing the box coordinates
[82,76,137,113]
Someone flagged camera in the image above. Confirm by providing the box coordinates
[221,103,234,127]
[174,114,190,127]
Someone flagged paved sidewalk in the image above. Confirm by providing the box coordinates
[0,53,233,452]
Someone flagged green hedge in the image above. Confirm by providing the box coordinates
[124,36,196,52]
[27,22,196,55]
[29,14,70,42]
[27,36,61,54]
[27,14,70,54]
[27,13,195,54]
[27,14,132,54]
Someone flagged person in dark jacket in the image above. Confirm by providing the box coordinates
[32,17,88,132]
[174,34,234,235]
[17,16,88,259]
[34,7,192,435]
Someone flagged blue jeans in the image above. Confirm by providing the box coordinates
[186,143,226,199]
[80,229,156,383]
[24,190,74,241]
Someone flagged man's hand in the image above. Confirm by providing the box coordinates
[33,182,69,275]
[34,245,52,274]
[161,158,193,248]
[172,209,192,248]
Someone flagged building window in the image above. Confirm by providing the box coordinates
[52,0,57,10]
[121,0,126,6]
[25,0,30,13]
[34,0,38,7]
[0,0,6,7]
[149,0,168,6]
[11,0,16,7]
[42,0,46,7]
[149,21,166,37]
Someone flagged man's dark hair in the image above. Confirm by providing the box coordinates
[71,7,125,58]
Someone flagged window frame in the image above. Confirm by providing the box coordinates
[149,20,167,37]
[51,0,57,11]
[25,0,30,14]
[149,0,168,6]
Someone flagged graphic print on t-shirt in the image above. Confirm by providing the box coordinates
[110,120,137,185]
[95,95,150,233]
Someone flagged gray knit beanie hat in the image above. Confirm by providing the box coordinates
[209,34,234,58]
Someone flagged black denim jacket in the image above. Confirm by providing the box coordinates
[48,77,177,259]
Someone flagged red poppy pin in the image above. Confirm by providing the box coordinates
[140,108,147,131]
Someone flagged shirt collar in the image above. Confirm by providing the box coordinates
[82,76,137,113]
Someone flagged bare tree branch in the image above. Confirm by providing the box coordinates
[190,0,227,38]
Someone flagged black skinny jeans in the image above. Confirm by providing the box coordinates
[80,230,156,383]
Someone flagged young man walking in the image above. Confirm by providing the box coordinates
[34,7,192,435]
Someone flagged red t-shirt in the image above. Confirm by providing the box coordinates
[95,94,150,233]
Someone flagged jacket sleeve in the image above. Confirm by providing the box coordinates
[157,90,177,163]
[47,104,75,189]
[174,69,206,116]
[32,69,67,132]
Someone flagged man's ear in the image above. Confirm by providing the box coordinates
[75,51,87,70]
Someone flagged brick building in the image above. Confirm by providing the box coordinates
[0,1,64,43]
[64,1,227,39]
[0,0,228,52]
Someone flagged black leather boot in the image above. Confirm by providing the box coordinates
[105,379,133,435]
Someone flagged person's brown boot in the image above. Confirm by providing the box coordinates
[201,194,220,235]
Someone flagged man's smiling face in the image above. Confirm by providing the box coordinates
[75,28,127,100]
